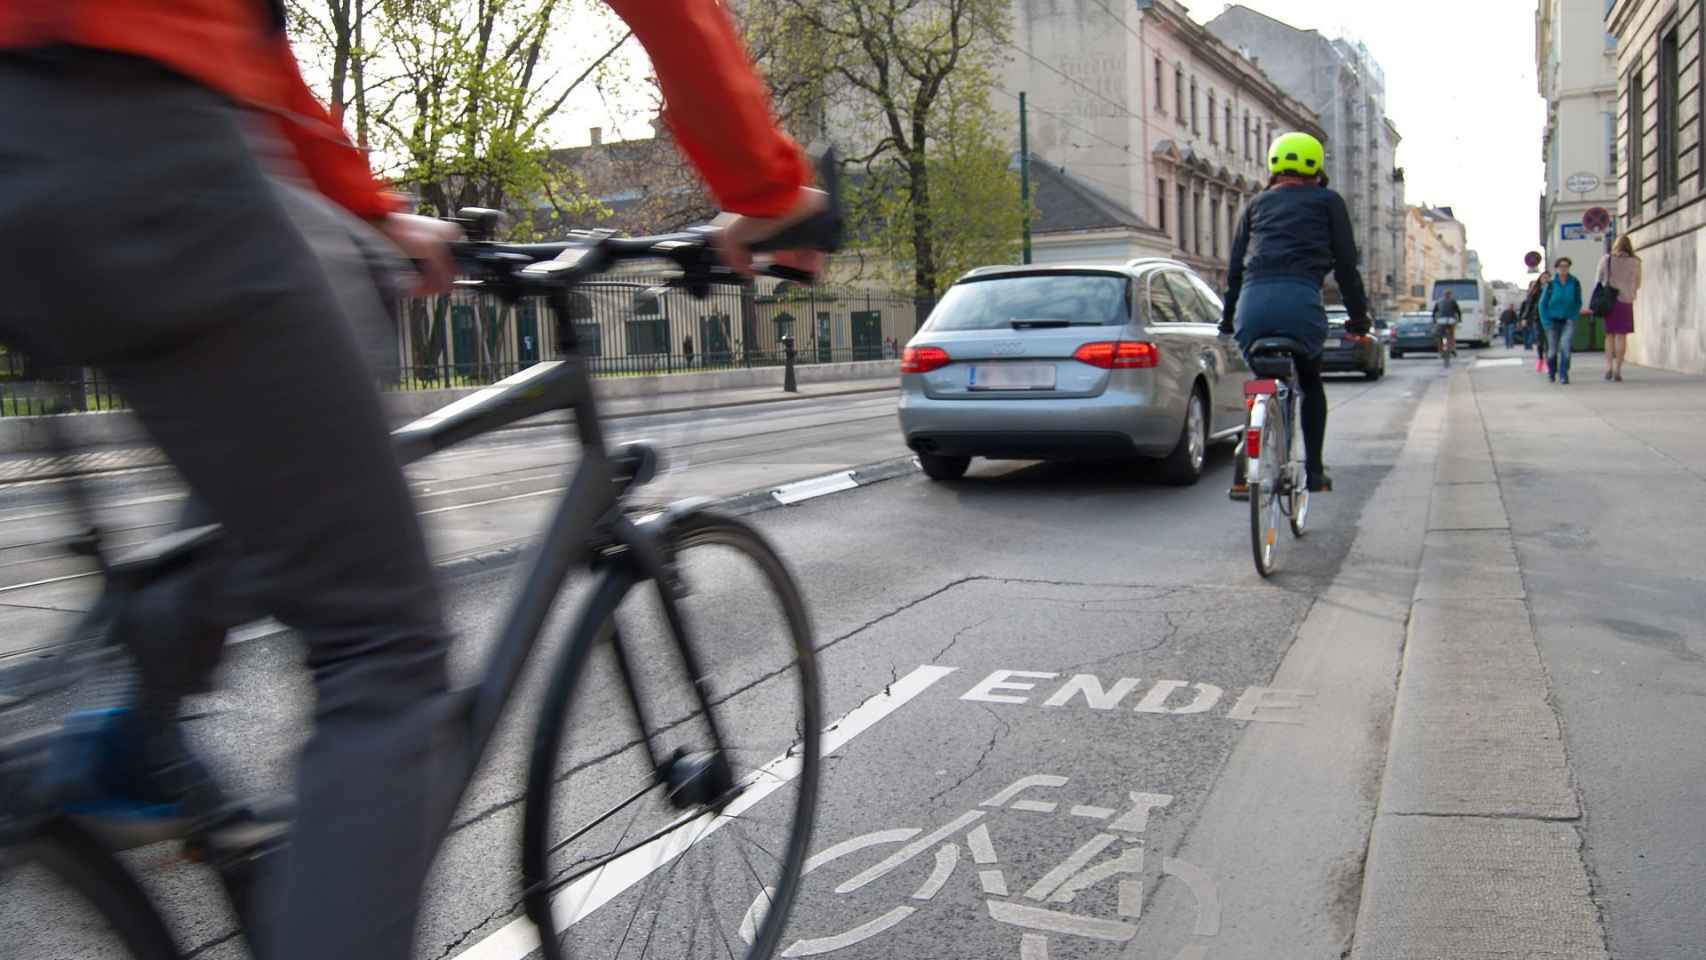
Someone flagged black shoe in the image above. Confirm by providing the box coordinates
[1306,470,1333,493]
[1548,372,1556,382]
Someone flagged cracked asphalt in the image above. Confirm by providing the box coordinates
[2,358,1448,960]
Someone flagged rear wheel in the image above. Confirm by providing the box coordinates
[522,510,821,960]
[917,452,970,482]
[1249,398,1283,577]
[0,818,181,960]
[1159,388,1208,486]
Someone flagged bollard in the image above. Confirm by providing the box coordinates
[782,335,798,393]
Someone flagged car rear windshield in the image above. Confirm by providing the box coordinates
[926,274,1130,331]
[1432,281,1479,302]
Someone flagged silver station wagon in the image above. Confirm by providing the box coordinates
[898,260,1251,484]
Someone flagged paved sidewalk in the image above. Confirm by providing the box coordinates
[1355,349,1706,957]
[0,374,896,485]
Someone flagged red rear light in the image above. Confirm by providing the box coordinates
[1245,426,1261,459]
[1072,341,1159,369]
[901,345,950,374]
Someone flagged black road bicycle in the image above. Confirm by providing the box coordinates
[0,161,844,960]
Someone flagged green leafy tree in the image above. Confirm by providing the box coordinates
[758,0,1018,303]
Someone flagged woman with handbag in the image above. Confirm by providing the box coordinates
[1595,236,1643,382]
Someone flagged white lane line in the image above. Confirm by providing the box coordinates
[453,663,959,960]
[771,471,859,506]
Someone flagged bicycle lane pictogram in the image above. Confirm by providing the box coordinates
[741,773,1220,959]
[717,574,1323,960]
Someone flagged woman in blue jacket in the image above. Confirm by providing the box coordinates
[1538,256,1584,384]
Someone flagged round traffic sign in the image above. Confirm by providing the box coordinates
[1525,251,1542,269]
[1583,206,1612,234]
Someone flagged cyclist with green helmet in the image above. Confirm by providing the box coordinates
[1221,131,1370,493]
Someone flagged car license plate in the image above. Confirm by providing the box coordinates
[969,363,1055,390]
[1324,338,1341,348]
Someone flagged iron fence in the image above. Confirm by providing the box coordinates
[0,275,928,417]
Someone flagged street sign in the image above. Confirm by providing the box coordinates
[1567,172,1601,193]
[1583,206,1613,235]
[1561,222,1587,241]
[1525,251,1542,269]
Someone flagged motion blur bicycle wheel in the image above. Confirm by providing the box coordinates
[522,509,821,960]
[0,817,180,960]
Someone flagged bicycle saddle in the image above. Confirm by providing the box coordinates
[1246,337,1309,378]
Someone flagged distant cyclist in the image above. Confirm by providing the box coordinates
[1222,131,1371,494]
[0,1,825,958]
[1432,289,1462,357]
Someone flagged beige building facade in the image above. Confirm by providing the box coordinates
[1003,0,1322,287]
[1607,0,1706,373]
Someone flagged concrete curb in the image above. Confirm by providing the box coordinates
[1349,371,1608,959]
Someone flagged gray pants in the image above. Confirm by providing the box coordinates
[0,50,455,959]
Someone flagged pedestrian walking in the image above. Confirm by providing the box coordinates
[683,334,695,367]
[1519,275,1545,357]
[1538,256,1583,384]
[1499,303,1518,349]
[1595,236,1642,382]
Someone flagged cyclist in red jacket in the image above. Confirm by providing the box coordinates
[0,2,823,957]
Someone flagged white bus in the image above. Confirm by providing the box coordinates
[1429,278,1492,347]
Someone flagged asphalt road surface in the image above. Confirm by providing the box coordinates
[4,359,1453,960]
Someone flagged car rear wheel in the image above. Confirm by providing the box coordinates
[1158,389,1207,486]
[917,452,971,482]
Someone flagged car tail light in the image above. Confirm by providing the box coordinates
[1072,341,1159,369]
[901,345,950,374]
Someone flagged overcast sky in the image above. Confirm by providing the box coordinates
[550,1,1547,286]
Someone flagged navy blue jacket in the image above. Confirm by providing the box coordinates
[1223,182,1370,325]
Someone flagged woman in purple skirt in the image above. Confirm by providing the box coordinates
[1597,236,1643,382]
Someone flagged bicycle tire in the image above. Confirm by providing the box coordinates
[521,508,821,960]
[1,817,181,960]
[1249,398,1282,578]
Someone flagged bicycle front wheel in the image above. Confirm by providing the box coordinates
[522,509,821,960]
[0,817,180,960]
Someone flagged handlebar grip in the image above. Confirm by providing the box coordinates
[748,147,846,254]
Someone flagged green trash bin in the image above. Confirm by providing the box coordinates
[1573,314,1599,353]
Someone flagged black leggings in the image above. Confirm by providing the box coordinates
[1294,352,1327,476]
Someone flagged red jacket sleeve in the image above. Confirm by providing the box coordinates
[269,35,402,221]
[604,0,808,217]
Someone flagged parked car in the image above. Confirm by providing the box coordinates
[1320,308,1385,379]
[1390,311,1441,357]
[898,260,1250,485]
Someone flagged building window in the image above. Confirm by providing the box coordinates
[1176,182,1188,247]
[1190,79,1200,134]
[1630,67,1645,217]
[1193,189,1204,253]
[1243,113,1252,159]
[1225,104,1233,151]
[1210,195,1222,258]
[1658,25,1680,200]
[1175,67,1185,126]
[1208,90,1217,143]
[1155,56,1165,111]
[1157,178,1168,232]
[1229,201,1239,254]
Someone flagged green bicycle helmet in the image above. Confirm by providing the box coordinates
[1268,131,1324,177]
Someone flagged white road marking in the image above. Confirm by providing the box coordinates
[1476,357,1525,368]
[452,663,958,960]
[771,471,859,505]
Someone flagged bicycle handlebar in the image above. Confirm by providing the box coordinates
[445,148,843,298]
